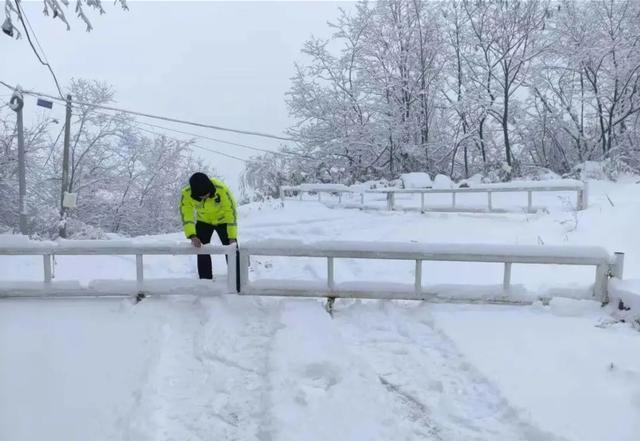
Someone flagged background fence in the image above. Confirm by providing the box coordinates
[280,180,589,213]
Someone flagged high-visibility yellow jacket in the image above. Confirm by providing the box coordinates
[179,178,238,239]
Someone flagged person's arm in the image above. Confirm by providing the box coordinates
[221,184,238,240]
[179,188,197,239]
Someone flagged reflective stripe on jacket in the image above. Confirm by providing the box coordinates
[179,178,238,239]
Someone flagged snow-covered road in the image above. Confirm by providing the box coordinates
[3,295,637,441]
[1,179,639,441]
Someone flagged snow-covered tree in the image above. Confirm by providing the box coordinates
[0,107,53,231]
[2,0,128,37]
[243,0,640,198]
[0,79,209,238]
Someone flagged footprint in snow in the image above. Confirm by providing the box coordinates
[300,362,342,392]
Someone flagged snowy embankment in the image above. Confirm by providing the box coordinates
[1,178,640,441]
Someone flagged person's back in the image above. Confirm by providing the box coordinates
[180,172,238,280]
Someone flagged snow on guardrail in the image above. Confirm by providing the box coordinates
[280,179,589,213]
[0,238,623,305]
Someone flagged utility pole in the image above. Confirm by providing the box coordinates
[9,88,27,235]
[59,94,72,238]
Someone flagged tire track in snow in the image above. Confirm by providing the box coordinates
[263,299,440,441]
[376,374,442,440]
[333,300,568,441]
[124,296,283,441]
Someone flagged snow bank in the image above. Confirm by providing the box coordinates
[475,179,584,190]
[432,174,454,189]
[297,183,352,192]
[400,172,432,189]
[0,234,30,245]
[458,173,484,187]
[456,178,583,190]
[529,168,562,181]
[351,178,400,190]
[571,160,618,181]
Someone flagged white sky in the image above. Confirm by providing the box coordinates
[0,0,352,193]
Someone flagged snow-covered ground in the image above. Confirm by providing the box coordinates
[1,179,639,441]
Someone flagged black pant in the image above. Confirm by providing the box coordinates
[195,222,239,290]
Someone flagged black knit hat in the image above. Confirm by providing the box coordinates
[189,172,216,199]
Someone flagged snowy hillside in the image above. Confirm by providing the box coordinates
[1,179,639,441]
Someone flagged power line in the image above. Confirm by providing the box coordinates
[0,80,276,164]
[24,89,294,142]
[123,115,323,164]
[1,79,296,142]
[14,0,64,98]
[30,96,251,162]
[135,125,250,163]
[190,144,249,162]
[1,79,315,165]
[0,80,15,91]
[135,123,323,166]
[63,102,256,161]
[137,120,291,156]
[89,105,321,166]
[17,0,48,63]
[124,118,310,159]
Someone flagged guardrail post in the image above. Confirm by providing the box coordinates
[318,192,322,202]
[338,192,342,204]
[420,193,425,213]
[279,187,285,201]
[527,191,533,213]
[415,260,422,294]
[577,188,582,210]
[488,191,493,211]
[578,181,589,210]
[136,254,144,288]
[612,252,625,279]
[327,257,335,291]
[299,191,303,201]
[594,263,609,302]
[360,192,365,207]
[43,254,52,283]
[452,192,457,209]
[386,192,395,210]
[503,262,512,290]
[239,250,250,294]
[228,247,238,293]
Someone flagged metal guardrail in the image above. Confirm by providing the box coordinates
[280,181,589,213]
[238,241,621,303]
[0,241,238,295]
[0,239,622,304]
